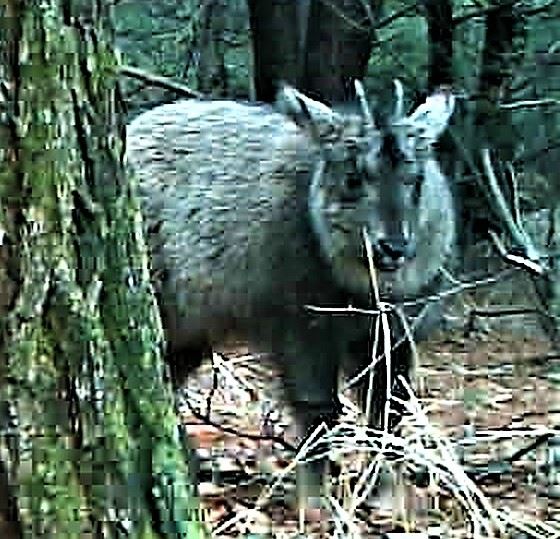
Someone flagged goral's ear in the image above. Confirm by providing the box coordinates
[275,85,340,143]
[407,87,455,144]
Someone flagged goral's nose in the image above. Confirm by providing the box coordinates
[372,236,416,270]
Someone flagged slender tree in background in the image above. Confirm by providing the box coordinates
[0,0,205,536]
[196,0,229,96]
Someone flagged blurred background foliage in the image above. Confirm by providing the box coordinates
[114,0,560,190]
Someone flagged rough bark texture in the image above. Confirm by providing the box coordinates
[0,1,204,537]
[247,0,301,102]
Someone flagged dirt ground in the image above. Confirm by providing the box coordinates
[180,328,559,538]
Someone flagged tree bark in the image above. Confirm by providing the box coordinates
[475,1,525,158]
[248,0,379,104]
[0,1,204,536]
[300,0,376,102]
[247,0,301,102]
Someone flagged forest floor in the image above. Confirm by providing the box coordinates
[180,329,559,538]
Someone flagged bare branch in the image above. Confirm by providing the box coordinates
[480,150,544,270]
[119,65,203,99]
[375,2,420,30]
[356,0,377,28]
[500,98,560,110]
[488,230,545,276]
[319,0,370,32]
[519,0,558,18]
[514,139,560,167]
[453,0,522,27]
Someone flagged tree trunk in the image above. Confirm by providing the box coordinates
[247,0,301,102]
[422,0,454,90]
[248,0,379,104]
[300,0,377,102]
[475,1,524,159]
[196,0,229,97]
[456,2,525,257]
[0,1,204,537]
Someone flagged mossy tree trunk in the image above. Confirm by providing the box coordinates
[0,1,205,537]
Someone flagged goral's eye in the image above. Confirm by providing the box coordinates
[340,162,364,201]
[411,173,423,204]
[345,168,362,190]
